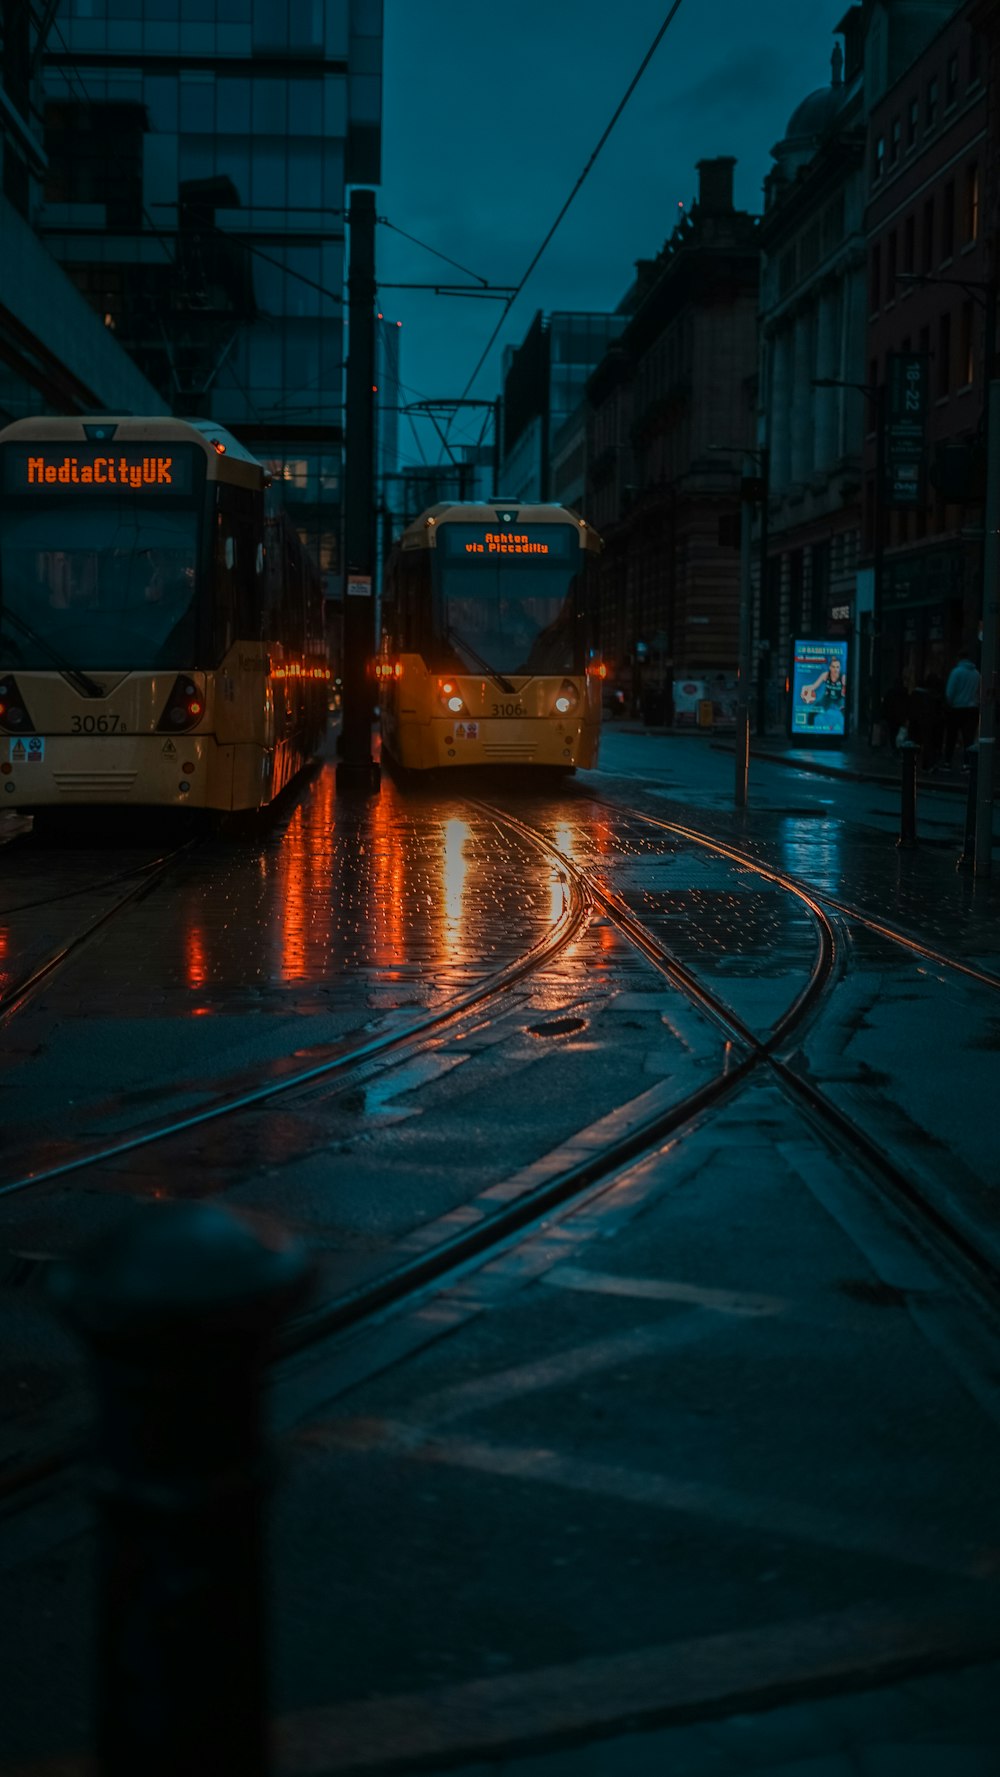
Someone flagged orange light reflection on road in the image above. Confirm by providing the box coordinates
[442,818,469,935]
[276,768,337,981]
[185,924,208,988]
[370,786,406,970]
[549,822,577,926]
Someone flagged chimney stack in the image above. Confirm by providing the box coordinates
[696,156,736,216]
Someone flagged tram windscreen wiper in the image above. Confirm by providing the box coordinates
[0,606,104,699]
[444,626,517,695]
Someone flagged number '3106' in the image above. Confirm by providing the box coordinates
[71,714,126,733]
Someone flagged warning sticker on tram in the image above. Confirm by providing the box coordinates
[9,736,44,762]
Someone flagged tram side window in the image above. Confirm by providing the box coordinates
[394,551,432,651]
[214,489,265,653]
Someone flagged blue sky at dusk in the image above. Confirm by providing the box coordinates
[378,1,849,467]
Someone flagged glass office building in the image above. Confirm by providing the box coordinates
[42,0,383,580]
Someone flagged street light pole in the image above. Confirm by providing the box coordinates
[871,380,887,745]
[735,455,754,809]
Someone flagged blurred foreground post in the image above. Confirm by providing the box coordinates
[51,1203,312,1777]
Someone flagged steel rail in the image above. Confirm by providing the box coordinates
[570,795,1000,1297]
[0,802,832,1504]
[0,840,201,1023]
[600,796,1000,992]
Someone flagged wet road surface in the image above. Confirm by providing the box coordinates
[0,730,998,1773]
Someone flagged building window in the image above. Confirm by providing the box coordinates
[907,96,919,148]
[889,116,901,164]
[922,197,934,272]
[959,300,975,387]
[869,243,880,311]
[945,52,959,109]
[925,76,938,129]
[941,180,955,261]
[873,134,885,180]
[964,163,980,242]
[868,358,878,433]
[970,34,982,88]
[886,230,897,300]
[903,213,915,275]
[937,311,951,398]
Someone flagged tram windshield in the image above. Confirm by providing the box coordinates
[0,505,200,671]
[433,523,582,676]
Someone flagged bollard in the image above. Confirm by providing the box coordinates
[897,740,918,849]
[50,1202,312,1777]
[957,744,979,871]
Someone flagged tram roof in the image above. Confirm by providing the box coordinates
[400,501,601,551]
[0,415,266,490]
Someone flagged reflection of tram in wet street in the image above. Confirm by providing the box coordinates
[0,415,327,813]
[377,500,604,771]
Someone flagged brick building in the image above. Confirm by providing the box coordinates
[757,12,867,735]
[864,0,989,700]
[585,158,759,714]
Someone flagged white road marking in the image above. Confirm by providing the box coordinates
[542,1263,787,1316]
[307,1417,992,1582]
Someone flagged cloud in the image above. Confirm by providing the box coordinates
[664,46,791,119]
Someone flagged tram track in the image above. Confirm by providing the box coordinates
[510,792,1000,1300]
[0,839,202,1024]
[2,785,997,1516]
[0,795,836,1507]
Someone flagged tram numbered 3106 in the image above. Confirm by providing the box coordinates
[0,414,328,812]
[377,500,605,772]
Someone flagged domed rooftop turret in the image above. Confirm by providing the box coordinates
[783,81,848,146]
[770,45,850,182]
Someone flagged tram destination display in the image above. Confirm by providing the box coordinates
[2,443,199,496]
[791,638,848,738]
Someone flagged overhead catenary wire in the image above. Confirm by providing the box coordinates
[456,0,687,408]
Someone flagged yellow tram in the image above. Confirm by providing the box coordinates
[377,501,604,771]
[0,415,328,812]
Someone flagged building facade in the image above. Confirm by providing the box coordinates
[586,157,760,715]
[0,3,166,423]
[757,11,868,735]
[41,0,383,579]
[499,310,626,502]
[864,0,989,704]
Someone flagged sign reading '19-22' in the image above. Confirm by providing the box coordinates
[3,445,197,496]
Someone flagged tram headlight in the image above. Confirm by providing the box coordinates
[554,680,580,715]
[437,679,466,715]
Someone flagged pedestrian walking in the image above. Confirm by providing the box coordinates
[943,649,981,768]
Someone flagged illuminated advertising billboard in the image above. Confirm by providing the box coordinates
[791,638,848,738]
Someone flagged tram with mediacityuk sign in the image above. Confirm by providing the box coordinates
[0,415,328,812]
[377,502,605,771]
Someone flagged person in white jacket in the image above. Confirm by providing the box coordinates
[943,650,981,766]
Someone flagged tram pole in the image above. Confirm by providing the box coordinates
[339,187,380,794]
[734,455,763,809]
[973,365,1000,877]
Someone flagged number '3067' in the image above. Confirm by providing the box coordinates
[71,714,126,733]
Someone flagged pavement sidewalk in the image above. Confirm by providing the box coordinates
[610,720,981,797]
